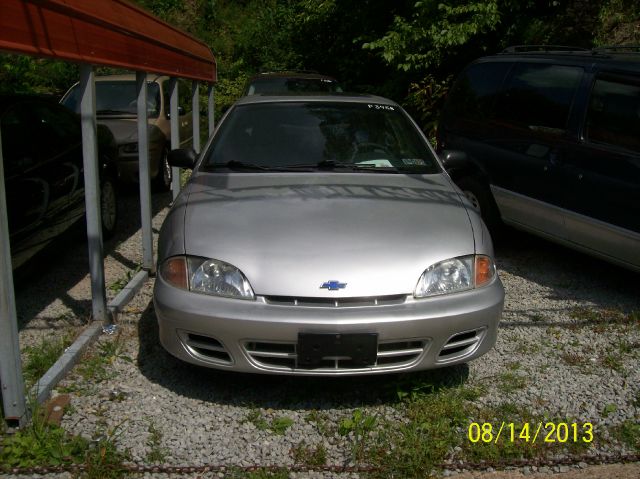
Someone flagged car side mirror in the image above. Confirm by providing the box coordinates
[168,148,197,169]
[440,150,469,170]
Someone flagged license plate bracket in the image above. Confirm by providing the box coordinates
[297,332,378,368]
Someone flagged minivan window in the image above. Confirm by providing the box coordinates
[63,81,161,118]
[445,61,511,121]
[495,64,583,134]
[586,76,640,153]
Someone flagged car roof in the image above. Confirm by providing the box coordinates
[232,92,397,106]
[248,71,338,81]
[477,46,640,72]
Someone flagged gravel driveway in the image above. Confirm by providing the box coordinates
[9,188,640,478]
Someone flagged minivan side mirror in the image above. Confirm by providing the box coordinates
[168,148,197,169]
[440,150,469,170]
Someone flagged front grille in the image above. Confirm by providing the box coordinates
[180,331,233,365]
[244,339,427,372]
[263,294,407,308]
[437,328,486,362]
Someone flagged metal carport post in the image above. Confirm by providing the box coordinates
[0,127,26,426]
[0,0,217,426]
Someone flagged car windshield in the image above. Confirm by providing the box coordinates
[202,102,440,174]
[62,81,161,118]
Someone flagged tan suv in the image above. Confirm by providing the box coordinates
[62,74,193,190]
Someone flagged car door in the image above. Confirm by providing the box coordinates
[487,62,584,238]
[562,72,640,268]
[30,100,84,222]
[2,103,49,239]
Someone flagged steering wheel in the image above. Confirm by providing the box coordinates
[350,142,392,162]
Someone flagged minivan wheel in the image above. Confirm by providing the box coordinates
[101,176,118,239]
[153,146,172,192]
[456,176,501,232]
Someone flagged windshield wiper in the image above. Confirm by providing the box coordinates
[209,160,313,172]
[97,109,133,115]
[286,160,400,173]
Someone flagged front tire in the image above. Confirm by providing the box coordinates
[456,176,501,232]
[100,175,118,239]
[153,146,172,192]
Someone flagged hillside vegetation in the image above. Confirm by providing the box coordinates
[1,0,639,134]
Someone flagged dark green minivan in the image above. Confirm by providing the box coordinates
[438,46,640,272]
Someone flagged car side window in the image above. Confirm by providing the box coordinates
[445,61,511,121]
[161,79,192,117]
[31,102,81,158]
[494,63,583,134]
[586,75,640,153]
[1,105,37,175]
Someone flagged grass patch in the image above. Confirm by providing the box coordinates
[108,265,142,293]
[339,409,378,462]
[23,334,73,386]
[612,420,640,451]
[602,353,625,373]
[291,441,327,467]
[498,372,528,394]
[305,409,333,436]
[77,333,131,383]
[145,421,168,463]
[0,402,128,478]
[243,410,293,435]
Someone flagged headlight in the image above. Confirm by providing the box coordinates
[160,256,255,300]
[119,142,138,154]
[414,255,495,298]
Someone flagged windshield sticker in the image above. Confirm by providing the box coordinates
[402,158,426,166]
[367,104,395,111]
[356,159,394,167]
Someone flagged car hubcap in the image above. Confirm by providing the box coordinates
[101,181,117,231]
[163,151,172,187]
[464,190,481,213]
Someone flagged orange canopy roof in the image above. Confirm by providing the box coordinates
[0,0,217,82]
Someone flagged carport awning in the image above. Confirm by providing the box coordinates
[0,0,217,82]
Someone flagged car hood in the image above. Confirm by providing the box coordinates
[181,172,474,297]
[97,117,138,144]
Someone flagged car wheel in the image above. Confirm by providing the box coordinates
[100,175,118,239]
[153,146,172,192]
[456,176,501,232]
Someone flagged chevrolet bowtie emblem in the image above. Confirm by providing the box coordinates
[320,280,347,291]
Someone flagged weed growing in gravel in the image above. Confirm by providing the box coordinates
[77,332,131,384]
[305,410,333,436]
[23,334,73,386]
[244,410,293,435]
[108,265,142,293]
[271,416,294,435]
[145,421,168,463]
[0,401,128,478]
[560,351,588,367]
[498,372,528,394]
[291,441,327,467]
[368,383,479,477]
[339,409,377,461]
[612,419,640,451]
[602,352,625,373]
[602,403,618,417]
[244,409,269,431]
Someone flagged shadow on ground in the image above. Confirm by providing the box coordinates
[136,299,469,409]
[13,188,172,330]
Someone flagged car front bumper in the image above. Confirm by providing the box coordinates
[153,275,504,375]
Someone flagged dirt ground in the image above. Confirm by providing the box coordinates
[455,462,640,478]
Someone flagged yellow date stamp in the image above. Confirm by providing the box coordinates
[468,422,594,444]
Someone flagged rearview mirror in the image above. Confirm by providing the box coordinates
[168,148,197,169]
[440,150,469,170]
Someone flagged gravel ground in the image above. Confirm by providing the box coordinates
[8,188,640,478]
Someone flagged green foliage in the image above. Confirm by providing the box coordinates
[364,1,501,73]
[23,335,73,387]
[0,54,78,97]
[339,409,377,461]
[0,403,127,478]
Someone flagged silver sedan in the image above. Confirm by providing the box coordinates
[153,94,504,375]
